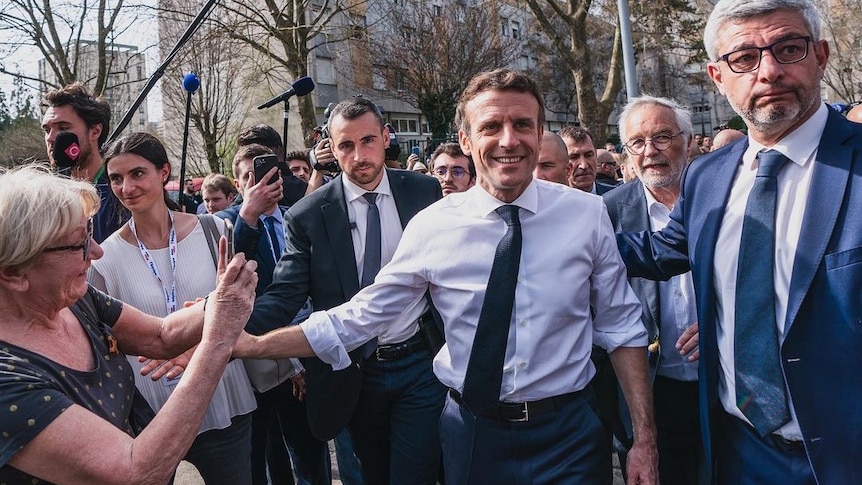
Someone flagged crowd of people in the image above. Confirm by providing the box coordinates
[1,0,861,483]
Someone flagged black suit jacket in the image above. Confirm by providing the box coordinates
[246,168,442,439]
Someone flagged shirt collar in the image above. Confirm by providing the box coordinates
[342,169,392,204]
[469,179,539,218]
[258,206,284,224]
[640,182,671,218]
[744,102,828,169]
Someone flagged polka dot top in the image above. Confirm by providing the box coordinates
[0,285,136,484]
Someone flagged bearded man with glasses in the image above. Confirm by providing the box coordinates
[614,0,862,482]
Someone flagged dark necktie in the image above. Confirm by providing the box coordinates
[359,193,381,358]
[462,205,522,415]
[264,216,281,257]
[735,150,791,436]
[361,192,381,288]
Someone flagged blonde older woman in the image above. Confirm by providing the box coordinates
[0,164,258,484]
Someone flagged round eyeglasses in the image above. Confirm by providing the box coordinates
[719,36,811,74]
[623,132,683,156]
[432,167,469,179]
[44,218,94,261]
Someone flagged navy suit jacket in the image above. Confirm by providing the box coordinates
[216,205,281,292]
[245,168,442,439]
[617,108,862,484]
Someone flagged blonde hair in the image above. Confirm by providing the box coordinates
[0,164,99,269]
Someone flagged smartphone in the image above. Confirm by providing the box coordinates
[253,154,280,185]
[411,146,421,156]
[223,219,235,261]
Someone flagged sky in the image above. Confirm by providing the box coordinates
[0,0,163,121]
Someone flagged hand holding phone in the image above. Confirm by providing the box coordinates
[253,154,280,186]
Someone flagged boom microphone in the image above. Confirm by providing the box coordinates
[53,131,81,177]
[257,77,315,109]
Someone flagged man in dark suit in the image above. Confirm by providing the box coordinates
[245,96,445,485]
[559,125,616,194]
[616,0,862,482]
[604,95,702,485]
[217,143,331,485]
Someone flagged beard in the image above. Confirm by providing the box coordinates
[729,82,821,136]
[346,160,384,187]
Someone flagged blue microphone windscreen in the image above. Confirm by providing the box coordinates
[183,73,200,93]
[292,76,315,96]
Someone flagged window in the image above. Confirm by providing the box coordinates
[511,21,520,39]
[316,59,336,84]
[433,3,442,15]
[393,118,419,134]
[501,18,510,37]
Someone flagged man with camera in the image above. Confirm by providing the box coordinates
[245,97,445,485]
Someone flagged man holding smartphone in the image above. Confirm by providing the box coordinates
[217,143,332,485]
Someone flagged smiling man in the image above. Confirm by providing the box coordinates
[235,69,659,485]
[614,0,862,483]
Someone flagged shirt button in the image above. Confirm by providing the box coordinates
[519,319,528,327]
[518,362,527,369]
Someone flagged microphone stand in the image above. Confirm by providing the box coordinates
[103,0,218,149]
[282,99,290,160]
[179,74,199,201]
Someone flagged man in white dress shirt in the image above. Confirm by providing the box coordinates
[237,68,659,485]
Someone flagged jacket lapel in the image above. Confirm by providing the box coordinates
[320,175,361,298]
[785,110,854,334]
[387,169,414,229]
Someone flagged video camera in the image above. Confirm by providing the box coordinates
[309,95,400,171]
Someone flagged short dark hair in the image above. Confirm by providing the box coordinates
[232,143,273,178]
[42,82,112,148]
[455,69,545,135]
[430,142,475,178]
[237,124,283,150]
[285,149,311,170]
[329,97,385,130]
[558,125,595,147]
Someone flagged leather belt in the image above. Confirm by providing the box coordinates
[449,388,584,422]
[372,332,426,361]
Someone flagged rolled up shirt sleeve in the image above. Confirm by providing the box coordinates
[591,206,649,353]
[300,311,353,370]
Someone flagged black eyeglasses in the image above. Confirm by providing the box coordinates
[623,132,683,155]
[432,167,469,179]
[719,36,812,74]
[44,218,94,261]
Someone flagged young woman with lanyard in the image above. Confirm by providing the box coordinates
[88,132,257,484]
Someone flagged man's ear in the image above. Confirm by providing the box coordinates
[382,125,391,148]
[88,123,103,146]
[459,130,472,156]
[706,62,726,96]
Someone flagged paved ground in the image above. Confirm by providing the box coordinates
[175,446,625,484]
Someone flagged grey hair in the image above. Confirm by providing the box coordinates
[704,0,822,61]
[0,164,99,269]
[618,95,693,145]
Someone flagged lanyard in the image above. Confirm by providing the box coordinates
[91,165,105,187]
[129,210,179,314]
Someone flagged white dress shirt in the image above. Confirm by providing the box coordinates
[713,103,826,440]
[301,179,646,402]
[342,173,425,344]
[643,186,698,382]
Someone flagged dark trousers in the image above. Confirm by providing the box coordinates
[440,391,611,485]
[251,381,331,485]
[182,412,253,485]
[348,347,446,485]
[653,376,703,485]
[715,412,815,485]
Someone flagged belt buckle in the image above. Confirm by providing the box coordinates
[374,346,389,361]
[511,403,529,422]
